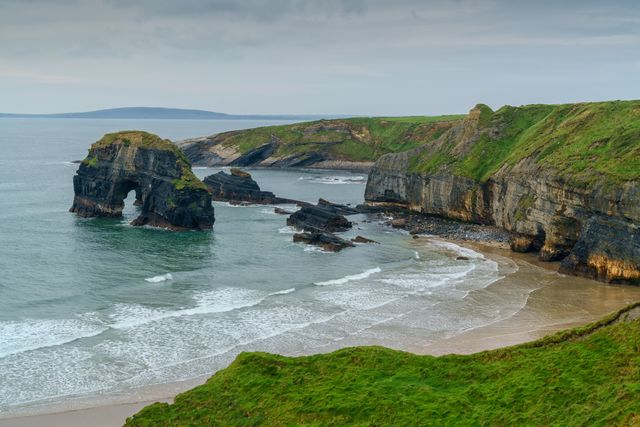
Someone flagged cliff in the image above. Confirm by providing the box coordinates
[365,100,640,284]
[178,115,463,171]
[126,303,640,426]
[70,131,215,230]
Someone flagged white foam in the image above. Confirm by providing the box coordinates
[278,226,297,234]
[269,288,296,296]
[0,318,107,358]
[303,245,328,253]
[315,267,382,286]
[109,287,267,330]
[428,240,485,259]
[145,273,173,283]
[298,175,365,185]
[260,208,277,215]
[414,251,420,260]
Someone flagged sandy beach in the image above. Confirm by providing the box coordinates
[3,241,640,427]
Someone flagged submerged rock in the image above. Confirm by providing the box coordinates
[351,235,379,244]
[70,131,214,230]
[293,232,355,252]
[203,168,298,205]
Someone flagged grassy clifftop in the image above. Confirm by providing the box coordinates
[126,304,640,426]
[408,100,640,186]
[85,131,207,192]
[203,115,464,162]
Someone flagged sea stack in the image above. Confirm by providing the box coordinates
[70,131,215,230]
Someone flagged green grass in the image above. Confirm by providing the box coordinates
[126,303,640,426]
[212,115,465,162]
[409,100,640,186]
[87,131,208,192]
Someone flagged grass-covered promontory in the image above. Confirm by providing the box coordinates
[85,131,207,191]
[196,115,464,163]
[126,303,640,426]
[408,100,640,186]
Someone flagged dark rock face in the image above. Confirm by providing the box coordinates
[287,202,353,233]
[203,168,297,205]
[203,168,299,205]
[560,216,640,284]
[293,232,354,252]
[70,131,215,230]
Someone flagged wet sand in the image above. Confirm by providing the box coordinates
[3,241,640,427]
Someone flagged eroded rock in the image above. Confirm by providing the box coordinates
[293,232,355,252]
[70,131,214,230]
[203,168,297,205]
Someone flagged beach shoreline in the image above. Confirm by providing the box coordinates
[3,239,640,427]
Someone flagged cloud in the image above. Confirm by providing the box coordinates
[0,0,638,114]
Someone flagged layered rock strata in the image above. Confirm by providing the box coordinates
[365,101,640,284]
[203,168,298,205]
[70,131,215,230]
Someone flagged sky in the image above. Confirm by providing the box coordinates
[1,0,639,115]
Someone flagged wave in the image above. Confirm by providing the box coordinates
[145,273,173,283]
[278,226,297,234]
[428,240,485,259]
[110,287,267,330]
[0,318,107,359]
[298,175,366,185]
[315,267,382,286]
[269,287,296,296]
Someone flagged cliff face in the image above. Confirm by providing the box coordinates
[70,131,215,230]
[366,101,640,284]
[178,116,463,171]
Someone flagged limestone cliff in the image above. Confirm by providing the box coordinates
[366,100,640,284]
[70,131,215,230]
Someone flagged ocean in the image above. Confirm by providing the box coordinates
[0,118,530,416]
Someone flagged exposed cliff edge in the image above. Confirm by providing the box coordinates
[365,100,640,284]
[177,115,463,171]
[70,131,215,230]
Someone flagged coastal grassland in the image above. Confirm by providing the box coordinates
[409,100,640,186]
[126,304,640,426]
[214,115,464,162]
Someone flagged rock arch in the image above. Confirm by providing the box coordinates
[70,131,215,230]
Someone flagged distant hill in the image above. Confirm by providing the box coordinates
[0,107,343,121]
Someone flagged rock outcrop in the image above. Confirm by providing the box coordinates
[203,168,297,205]
[293,232,355,252]
[365,101,640,284]
[285,199,374,252]
[287,201,353,233]
[70,131,215,230]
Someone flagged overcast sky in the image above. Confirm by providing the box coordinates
[1,0,639,115]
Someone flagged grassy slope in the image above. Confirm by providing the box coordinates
[409,100,640,186]
[126,304,640,426]
[212,115,464,162]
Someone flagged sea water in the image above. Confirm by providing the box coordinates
[0,118,520,415]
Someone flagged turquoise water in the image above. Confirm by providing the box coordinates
[0,119,513,415]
